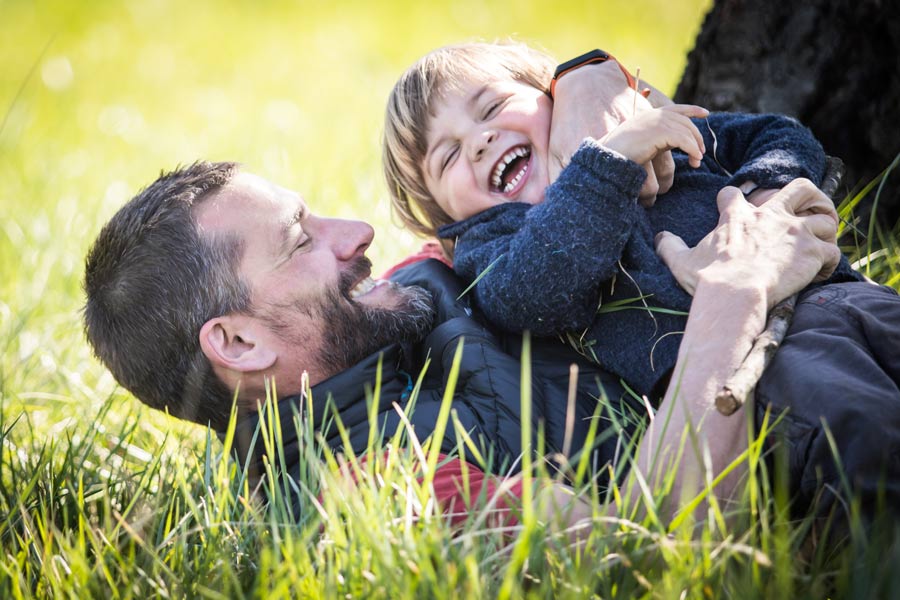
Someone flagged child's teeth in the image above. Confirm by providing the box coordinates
[491,145,530,190]
[502,163,529,193]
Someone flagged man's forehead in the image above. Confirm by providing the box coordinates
[231,172,304,204]
[194,171,308,234]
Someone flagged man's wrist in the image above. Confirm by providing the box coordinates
[550,49,644,98]
[677,277,768,397]
[693,275,768,331]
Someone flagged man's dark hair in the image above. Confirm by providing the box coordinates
[84,161,249,431]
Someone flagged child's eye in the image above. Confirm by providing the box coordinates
[483,100,503,120]
[440,144,459,174]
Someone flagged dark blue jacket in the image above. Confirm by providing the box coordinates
[231,259,644,491]
[439,112,863,397]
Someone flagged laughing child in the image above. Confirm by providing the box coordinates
[382,42,869,398]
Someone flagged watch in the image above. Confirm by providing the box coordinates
[550,49,645,98]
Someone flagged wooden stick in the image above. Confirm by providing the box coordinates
[715,157,844,415]
[715,296,795,414]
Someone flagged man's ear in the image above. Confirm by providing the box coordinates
[199,315,277,374]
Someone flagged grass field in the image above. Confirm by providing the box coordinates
[3,0,900,597]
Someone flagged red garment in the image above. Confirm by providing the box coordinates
[343,453,523,529]
[431,455,524,528]
[380,240,451,279]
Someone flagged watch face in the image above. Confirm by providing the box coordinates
[553,49,611,78]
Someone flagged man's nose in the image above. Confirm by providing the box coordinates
[315,217,374,260]
[467,129,497,163]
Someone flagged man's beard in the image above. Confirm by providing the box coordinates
[260,258,434,376]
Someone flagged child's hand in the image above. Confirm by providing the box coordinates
[600,105,709,205]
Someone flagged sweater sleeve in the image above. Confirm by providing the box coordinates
[441,140,646,336]
[702,112,827,190]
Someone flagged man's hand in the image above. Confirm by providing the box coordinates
[549,60,680,204]
[655,179,841,307]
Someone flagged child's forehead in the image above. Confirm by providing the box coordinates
[430,70,514,109]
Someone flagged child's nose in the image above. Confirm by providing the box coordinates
[468,129,497,162]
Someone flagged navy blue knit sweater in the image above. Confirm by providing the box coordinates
[438,112,863,397]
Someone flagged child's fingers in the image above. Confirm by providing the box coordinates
[652,151,675,195]
[658,116,706,166]
[659,103,709,119]
[639,163,660,207]
[602,107,707,166]
[659,105,707,160]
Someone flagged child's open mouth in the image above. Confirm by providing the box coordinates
[490,145,531,194]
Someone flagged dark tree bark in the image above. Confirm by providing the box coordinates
[675,0,900,230]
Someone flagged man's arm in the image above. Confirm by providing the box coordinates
[536,180,840,534]
[548,58,677,205]
[430,180,840,537]
[630,180,841,516]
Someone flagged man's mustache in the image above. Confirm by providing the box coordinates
[339,256,374,297]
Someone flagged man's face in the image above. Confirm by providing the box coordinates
[194,173,433,390]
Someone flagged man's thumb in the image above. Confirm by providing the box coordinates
[656,231,696,294]
[655,231,688,264]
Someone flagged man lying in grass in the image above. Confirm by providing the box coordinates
[82,141,899,538]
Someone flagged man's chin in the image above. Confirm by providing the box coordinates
[360,282,435,345]
[319,282,435,372]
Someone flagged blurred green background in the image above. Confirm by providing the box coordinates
[0,0,711,437]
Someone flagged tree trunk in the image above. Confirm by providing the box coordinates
[675,0,900,231]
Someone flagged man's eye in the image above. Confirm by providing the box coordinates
[293,235,310,252]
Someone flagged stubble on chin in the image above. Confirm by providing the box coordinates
[318,281,435,372]
[258,264,435,379]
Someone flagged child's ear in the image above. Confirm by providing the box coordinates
[199,315,277,374]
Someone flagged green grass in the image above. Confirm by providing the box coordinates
[3,0,900,597]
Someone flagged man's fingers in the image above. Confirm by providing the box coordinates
[804,212,839,245]
[655,231,696,293]
[652,151,675,195]
[639,163,659,207]
[548,150,566,183]
[776,179,839,222]
[715,186,748,215]
[813,240,842,282]
[745,187,779,207]
[655,230,688,261]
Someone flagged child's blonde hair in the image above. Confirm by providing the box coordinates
[383,42,556,256]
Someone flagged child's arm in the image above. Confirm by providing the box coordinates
[701,112,827,191]
[447,141,647,336]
